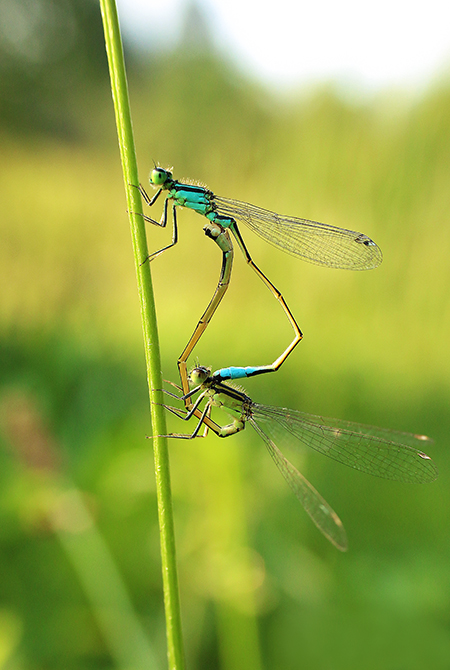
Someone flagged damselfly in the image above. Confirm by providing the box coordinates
[161,365,436,550]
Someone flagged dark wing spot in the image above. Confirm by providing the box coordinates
[355,233,375,247]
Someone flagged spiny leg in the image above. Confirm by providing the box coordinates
[156,398,226,439]
[130,183,163,225]
[137,183,163,208]
[152,384,226,437]
[154,377,248,439]
[163,398,213,438]
[160,397,246,440]
[163,378,182,393]
[141,200,179,265]
[131,184,180,264]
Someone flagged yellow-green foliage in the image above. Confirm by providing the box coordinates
[1,53,449,668]
[2,73,450,410]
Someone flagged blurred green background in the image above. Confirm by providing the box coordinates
[0,0,449,668]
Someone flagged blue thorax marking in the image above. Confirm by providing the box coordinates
[165,180,235,226]
[167,181,212,214]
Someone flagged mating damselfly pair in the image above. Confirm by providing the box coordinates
[136,166,382,397]
[136,166,436,549]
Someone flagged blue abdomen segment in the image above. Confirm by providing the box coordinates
[213,366,273,381]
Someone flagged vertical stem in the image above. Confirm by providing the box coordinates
[98,2,185,668]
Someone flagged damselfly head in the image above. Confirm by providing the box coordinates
[150,167,172,186]
[189,365,211,387]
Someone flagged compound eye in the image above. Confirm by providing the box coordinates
[150,168,168,186]
[190,366,210,386]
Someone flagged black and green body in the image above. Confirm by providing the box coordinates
[161,365,437,551]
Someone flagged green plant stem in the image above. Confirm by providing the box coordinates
[99,2,185,669]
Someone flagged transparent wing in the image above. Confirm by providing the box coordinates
[251,418,348,551]
[252,404,437,484]
[214,195,382,270]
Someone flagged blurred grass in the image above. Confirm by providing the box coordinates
[1,30,450,670]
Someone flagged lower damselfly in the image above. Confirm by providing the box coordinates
[160,365,436,551]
